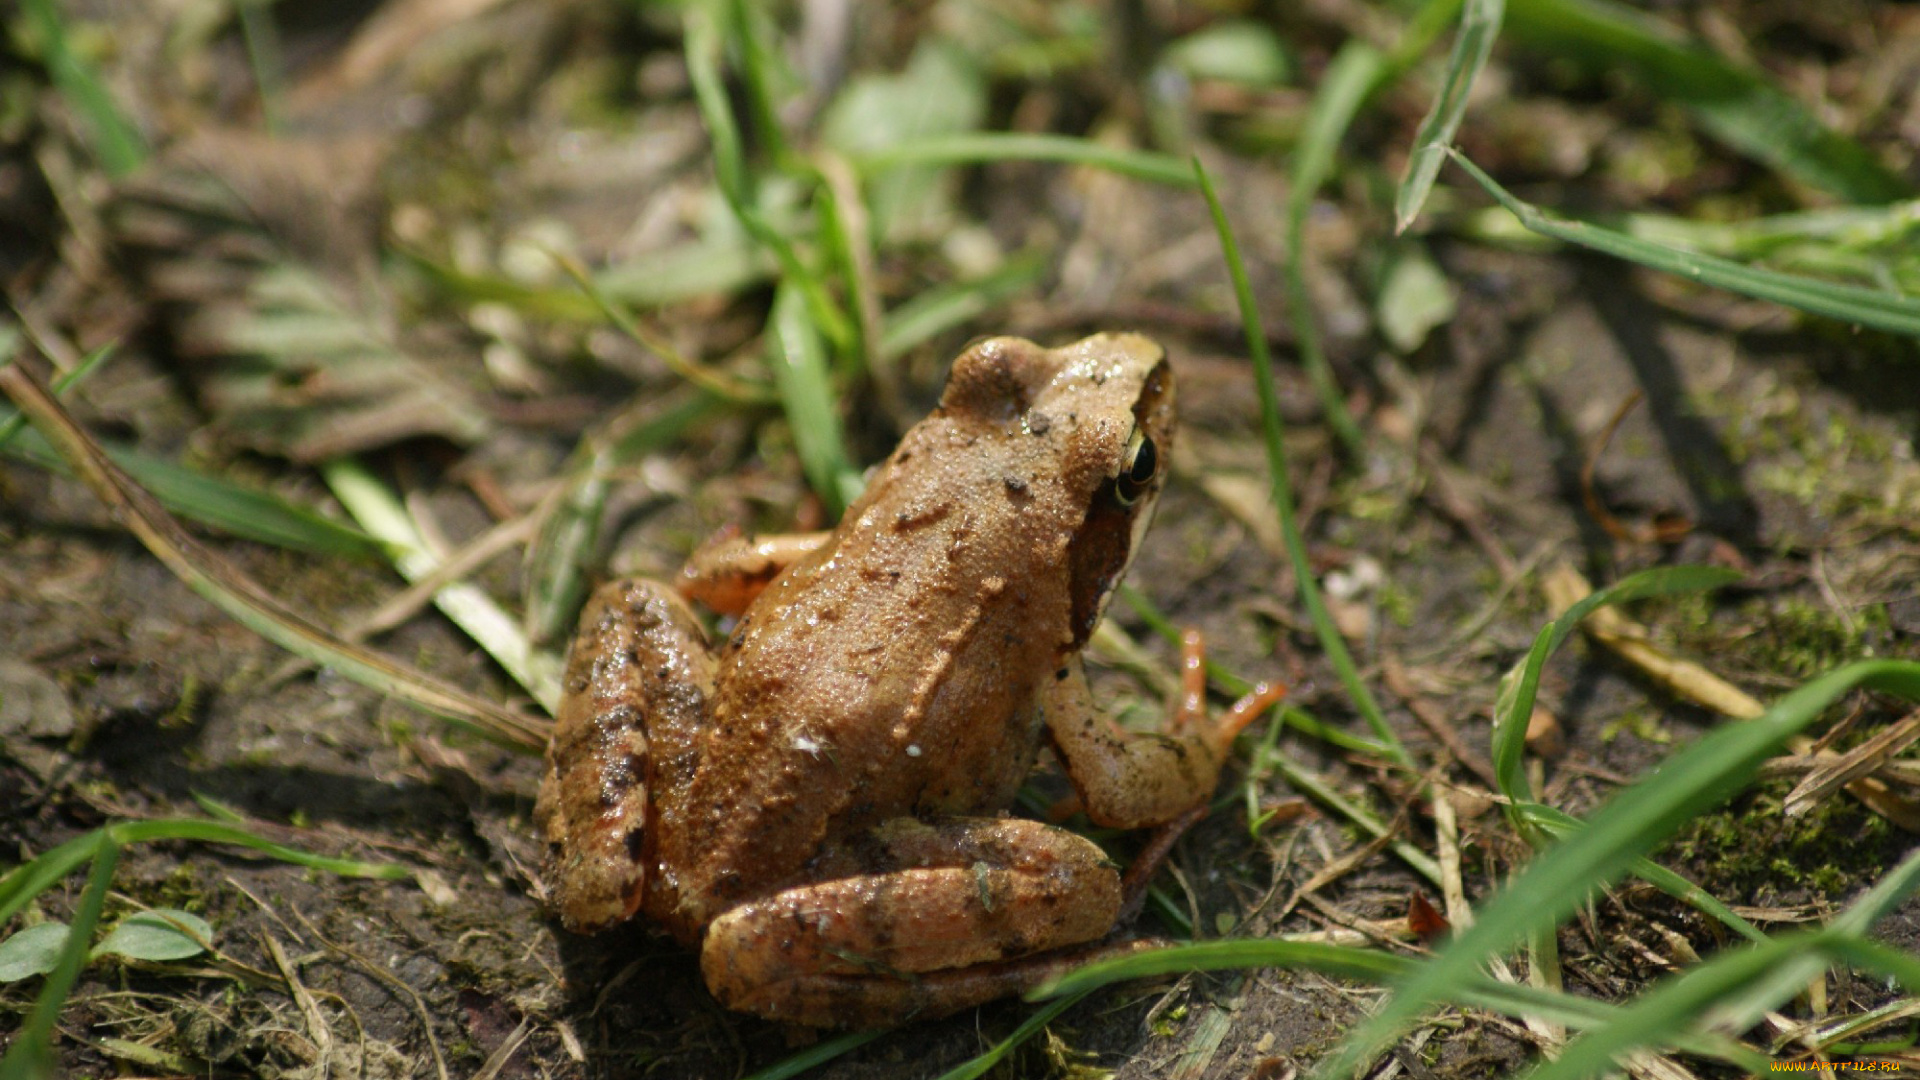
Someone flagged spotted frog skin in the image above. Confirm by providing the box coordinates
[534,333,1278,1027]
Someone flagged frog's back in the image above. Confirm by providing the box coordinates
[658,333,1170,921]
[670,472,1078,912]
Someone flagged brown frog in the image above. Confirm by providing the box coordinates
[534,333,1281,1028]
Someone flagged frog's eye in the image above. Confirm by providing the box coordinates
[1114,429,1160,505]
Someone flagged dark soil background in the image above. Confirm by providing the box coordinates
[4,1,1920,1077]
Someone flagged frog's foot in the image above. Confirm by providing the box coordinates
[1045,634,1285,830]
[677,528,833,615]
[699,818,1122,1027]
[1174,628,1289,756]
[535,578,714,934]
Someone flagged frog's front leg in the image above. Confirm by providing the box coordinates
[699,817,1123,1028]
[677,529,832,614]
[1046,631,1285,829]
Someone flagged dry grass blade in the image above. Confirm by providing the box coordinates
[1542,563,1920,832]
[1783,707,1920,819]
[260,932,332,1071]
[469,1017,531,1080]
[0,361,547,752]
[1541,562,1763,717]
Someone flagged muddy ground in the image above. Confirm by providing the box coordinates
[4,2,1920,1078]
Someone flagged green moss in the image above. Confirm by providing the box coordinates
[1378,580,1415,629]
[1668,784,1896,900]
[160,673,202,731]
[1745,598,1885,679]
[1599,706,1669,745]
[149,864,210,913]
[1668,594,1888,684]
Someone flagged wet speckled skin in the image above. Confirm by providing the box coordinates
[536,334,1241,1027]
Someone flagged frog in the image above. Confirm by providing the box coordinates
[533,332,1283,1028]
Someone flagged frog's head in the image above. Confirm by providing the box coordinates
[943,333,1174,646]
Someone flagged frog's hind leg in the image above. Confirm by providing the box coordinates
[699,817,1123,1028]
[535,578,714,934]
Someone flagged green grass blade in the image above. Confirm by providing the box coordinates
[1265,753,1442,885]
[851,132,1195,187]
[1824,938,1920,995]
[1703,844,1920,1033]
[19,0,148,177]
[596,242,778,306]
[722,0,791,169]
[0,834,102,933]
[739,1030,885,1080]
[323,459,564,714]
[686,4,750,209]
[1517,802,1766,942]
[813,162,877,378]
[0,844,118,1080]
[0,339,381,560]
[0,362,545,749]
[1490,566,1743,807]
[1457,979,1767,1070]
[400,243,776,319]
[1523,934,1805,1080]
[1034,939,1767,1070]
[1619,201,1920,263]
[103,819,411,879]
[1040,939,1407,996]
[0,819,407,932]
[4,427,386,560]
[557,256,774,404]
[767,283,861,515]
[878,251,1050,361]
[936,987,1094,1080]
[685,7,854,354]
[234,0,286,134]
[1452,150,1920,338]
[1505,0,1909,204]
[1526,881,1920,1080]
[1197,157,1410,771]
[523,392,718,646]
[0,818,409,1080]
[1284,41,1380,458]
[0,336,114,451]
[1269,706,1397,758]
[1396,0,1505,232]
[1315,658,1920,1080]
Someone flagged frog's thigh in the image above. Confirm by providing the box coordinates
[535,578,713,933]
[700,818,1120,1025]
[1042,660,1223,829]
